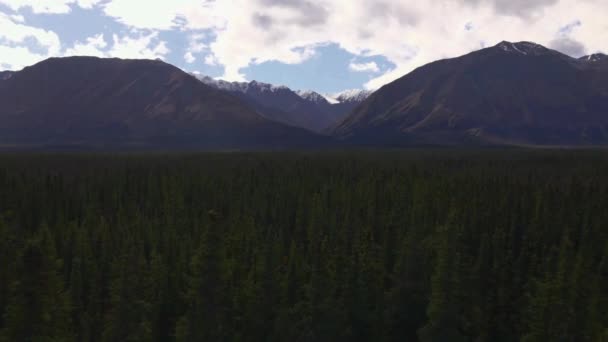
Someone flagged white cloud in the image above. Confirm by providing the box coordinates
[0,12,61,69]
[349,61,380,73]
[127,0,601,89]
[0,0,103,14]
[101,0,222,30]
[63,32,170,61]
[109,32,170,60]
[182,33,208,64]
[64,33,107,57]
[184,51,195,63]
[204,54,218,66]
[0,44,48,69]
[4,0,608,91]
[10,14,24,22]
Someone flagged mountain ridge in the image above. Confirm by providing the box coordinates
[0,56,323,149]
[334,41,608,146]
[198,76,370,132]
[1,40,608,149]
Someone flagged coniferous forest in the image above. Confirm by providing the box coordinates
[0,150,607,342]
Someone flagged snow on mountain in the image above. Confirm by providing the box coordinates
[297,88,373,104]
[196,74,373,106]
[495,41,549,56]
[194,74,372,132]
[580,53,608,63]
[332,89,373,103]
[197,76,291,94]
[296,90,339,104]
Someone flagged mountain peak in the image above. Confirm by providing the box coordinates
[495,41,549,56]
[332,89,373,103]
[296,90,338,104]
[248,80,290,92]
[0,56,332,149]
[335,40,608,146]
[579,53,608,63]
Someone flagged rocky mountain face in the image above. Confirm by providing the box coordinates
[334,41,608,146]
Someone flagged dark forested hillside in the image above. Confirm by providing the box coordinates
[0,151,607,341]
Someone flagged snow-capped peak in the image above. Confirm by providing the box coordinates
[296,90,339,104]
[332,89,372,103]
[196,73,372,105]
[495,41,548,56]
[196,75,291,94]
[248,80,291,93]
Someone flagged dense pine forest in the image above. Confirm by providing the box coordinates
[0,150,607,341]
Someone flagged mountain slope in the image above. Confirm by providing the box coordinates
[334,42,608,146]
[333,89,373,104]
[0,57,322,149]
[199,77,365,132]
[0,71,13,80]
[579,53,608,64]
[296,90,339,105]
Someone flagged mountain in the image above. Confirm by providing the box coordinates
[579,53,608,72]
[0,71,13,81]
[334,41,608,146]
[580,53,608,64]
[324,89,373,127]
[199,76,366,132]
[0,57,322,149]
[296,90,338,105]
[333,89,373,104]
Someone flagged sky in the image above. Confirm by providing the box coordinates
[0,0,607,94]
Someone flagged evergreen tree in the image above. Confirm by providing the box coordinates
[1,225,74,342]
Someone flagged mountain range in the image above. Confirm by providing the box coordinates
[0,57,320,149]
[197,76,370,132]
[0,41,607,149]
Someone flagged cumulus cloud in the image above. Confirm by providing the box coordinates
[463,0,560,18]
[548,18,588,57]
[550,37,587,57]
[109,32,170,60]
[0,0,103,14]
[184,51,196,63]
[63,32,170,61]
[64,33,107,57]
[182,33,209,65]
[204,54,218,66]
[4,0,608,90]
[258,0,329,27]
[90,0,608,89]
[252,13,274,30]
[0,12,61,69]
[101,0,222,30]
[349,61,380,73]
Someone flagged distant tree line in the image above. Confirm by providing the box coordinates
[0,151,606,341]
